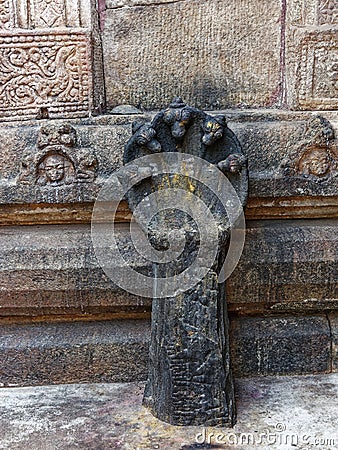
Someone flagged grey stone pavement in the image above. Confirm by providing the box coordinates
[0,374,337,450]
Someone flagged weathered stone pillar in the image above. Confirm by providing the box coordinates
[124,98,248,426]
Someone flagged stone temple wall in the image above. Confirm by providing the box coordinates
[0,0,337,385]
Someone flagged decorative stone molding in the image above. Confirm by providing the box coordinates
[0,32,91,120]
[297,32,338,110]
[1,0,92,30]
[318,0,338,25]
[0,110,335,205]
[290,0,337,26]
[0,0,104,120]
[0,0,12,29]
[288,0,338,110]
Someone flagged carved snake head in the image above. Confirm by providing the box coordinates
[202,115,227,146]
[163,98,193,140]
[218,154,247,174]
[133,123,162,153]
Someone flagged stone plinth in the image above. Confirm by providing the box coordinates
[0,110,335,385]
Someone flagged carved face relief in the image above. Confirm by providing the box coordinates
[298,148,331,177]
[37,152,74,185]
[281,115,337,180]
[44,154,65,182]
[202,116,226,146]
[19,123,98,186]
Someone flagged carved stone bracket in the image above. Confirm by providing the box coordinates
[18,123,98,186]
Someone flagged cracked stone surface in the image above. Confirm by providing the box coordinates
[0,374,337,449]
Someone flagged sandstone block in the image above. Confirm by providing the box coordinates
[0,315,332,386]
[230,316,331,376]
[102,0,282,110]
[0,224,150,316]
[0,320,150,386]
[286,0,338,109]
[0,219,336,317]
[227,219,338,314]
[0,111,337,208]
[0,0,104,120]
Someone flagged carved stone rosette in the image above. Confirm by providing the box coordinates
[124,98,248,426]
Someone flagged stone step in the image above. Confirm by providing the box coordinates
[0,320,150,387]
[0,315,335,386]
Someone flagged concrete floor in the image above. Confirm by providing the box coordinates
[0,374,337,450]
